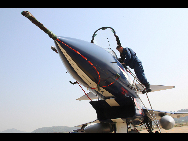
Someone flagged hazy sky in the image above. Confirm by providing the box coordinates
[1,8,188,132]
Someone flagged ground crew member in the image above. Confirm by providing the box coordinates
[116,46,151,93]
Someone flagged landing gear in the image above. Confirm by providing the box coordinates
[115,120,140,133]
[143,116,154,133]
[115,122,128,133]
[127,124,139,133]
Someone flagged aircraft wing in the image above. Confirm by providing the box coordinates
[136,85,175,94]
[76,92,98,101]
[143,108,188,120]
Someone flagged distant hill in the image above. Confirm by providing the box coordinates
[174,109,188,123]
[0,126,79,133]
[0,128,27,133]
[177,109,188,112]
[31,126,79,133]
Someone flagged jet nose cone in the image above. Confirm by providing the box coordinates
[54,36,92,64]
[54,36,101,87]
[55,36,99,58]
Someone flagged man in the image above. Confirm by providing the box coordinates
[116,45,151,93]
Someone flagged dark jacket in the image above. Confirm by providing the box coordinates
[120,47,141,69]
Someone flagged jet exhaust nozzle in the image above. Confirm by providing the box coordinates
[84,123,113,133]
[159,115,175,130]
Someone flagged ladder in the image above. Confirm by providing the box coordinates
[124,66,146,94]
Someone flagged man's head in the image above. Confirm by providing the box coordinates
[116,45,123,53]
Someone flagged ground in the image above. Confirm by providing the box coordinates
[139,125,188,133]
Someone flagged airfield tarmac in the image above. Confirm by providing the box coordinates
[139,126,188,133]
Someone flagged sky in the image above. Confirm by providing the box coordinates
[0,8,188,132]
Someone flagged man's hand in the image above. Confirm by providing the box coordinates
[118,58,123,63]
[121,63,128,69]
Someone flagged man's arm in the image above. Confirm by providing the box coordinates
[123,47,131,65]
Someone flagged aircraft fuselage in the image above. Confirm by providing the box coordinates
[54,36,143,123]
[55,37,138,98]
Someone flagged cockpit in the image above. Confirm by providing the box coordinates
[90,27,120,60]
[104,48,118,59]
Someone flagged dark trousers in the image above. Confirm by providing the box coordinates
[133,62,148,85]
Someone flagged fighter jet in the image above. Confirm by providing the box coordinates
[21,11,188,133]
